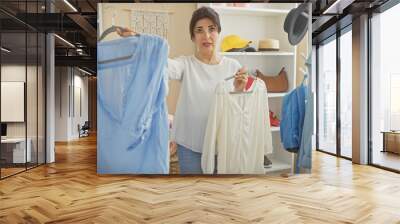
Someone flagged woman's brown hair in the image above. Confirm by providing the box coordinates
[189,6,221,39]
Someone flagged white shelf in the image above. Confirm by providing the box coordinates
[220,51,294,56]
[268,92,287,98]
[271,127,280,132]
[264,158,291,173]
[212,6,290,17]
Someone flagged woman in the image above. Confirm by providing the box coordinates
[118,6,248,174]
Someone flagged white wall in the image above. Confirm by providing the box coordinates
[1,65,36,137]
[55,67,89,141]
[1,66,26,136]
[1,63,46,164]
[72,73,89,138]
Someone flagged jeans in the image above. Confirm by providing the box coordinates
[177,144,202,174]
[177,144,217,174]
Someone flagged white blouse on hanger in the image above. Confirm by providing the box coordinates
[201,79,273,174]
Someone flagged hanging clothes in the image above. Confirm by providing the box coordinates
[297,84,313,172]
[297,55,313,173]
[280,54,313,173]
[97,34,169,174]
[201,79,273,174]
[280,84,306,153]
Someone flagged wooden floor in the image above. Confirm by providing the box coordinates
[1,163,45,178]
[1,135,400,223]
[372,151,400,171]
[1,167,26,178]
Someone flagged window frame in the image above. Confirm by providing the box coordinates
[315,24,353,161]
[368,1,400,173]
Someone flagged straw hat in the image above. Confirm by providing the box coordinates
[258,39,280,51]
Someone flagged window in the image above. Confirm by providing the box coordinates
[316,26,353,159]
[339,29,352,158]
[370,2,400,171]
[317,37,337,155]
[390,74,400,130]
[0,1,47,179]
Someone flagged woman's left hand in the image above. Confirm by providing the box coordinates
[116,27,137,37]
[233,67,248,92]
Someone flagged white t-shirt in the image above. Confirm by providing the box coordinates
[167,55,241,153]
[201,79,273,174]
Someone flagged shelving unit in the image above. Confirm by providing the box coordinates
[268,92,287,98]
[220,52,294,56]
[264,158,292,173]
[199,3,298,174]
[211,5,290,17]
[271,127,280,132]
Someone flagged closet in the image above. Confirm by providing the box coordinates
[199,3,299,174]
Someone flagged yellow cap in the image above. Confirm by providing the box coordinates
[220,35,251,52]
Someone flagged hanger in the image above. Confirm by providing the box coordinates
[229,86,256,94]
[97,30,137,64]
[98,11,139,64]
[299,67,308,86]
[224,70,257,82]
[98,25,139,42]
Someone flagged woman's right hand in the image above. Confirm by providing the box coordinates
[233,67,248,92]
[116,27,137,37]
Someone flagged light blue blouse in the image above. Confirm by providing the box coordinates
[97,34,169,174]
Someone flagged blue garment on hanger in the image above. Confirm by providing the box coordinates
[296,85,313,173]
[280,84,306,152]
[296,56,313,173]
[97,34,169,174]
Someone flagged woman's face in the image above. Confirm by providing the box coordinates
[192,18,219,55]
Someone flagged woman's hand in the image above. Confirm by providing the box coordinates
[233,67,248,92]
[116,27,137,37]
[169,141,177,155]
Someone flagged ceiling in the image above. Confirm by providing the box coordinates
[0,0,98,74]
[311,0,390,44]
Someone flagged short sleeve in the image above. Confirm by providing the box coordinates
[167,56,186,81]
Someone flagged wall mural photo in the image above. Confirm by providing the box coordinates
[97,3,313,175]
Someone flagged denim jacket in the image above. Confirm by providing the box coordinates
[280,84,306,152]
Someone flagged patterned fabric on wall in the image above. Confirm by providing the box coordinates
[131,10,169,39]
